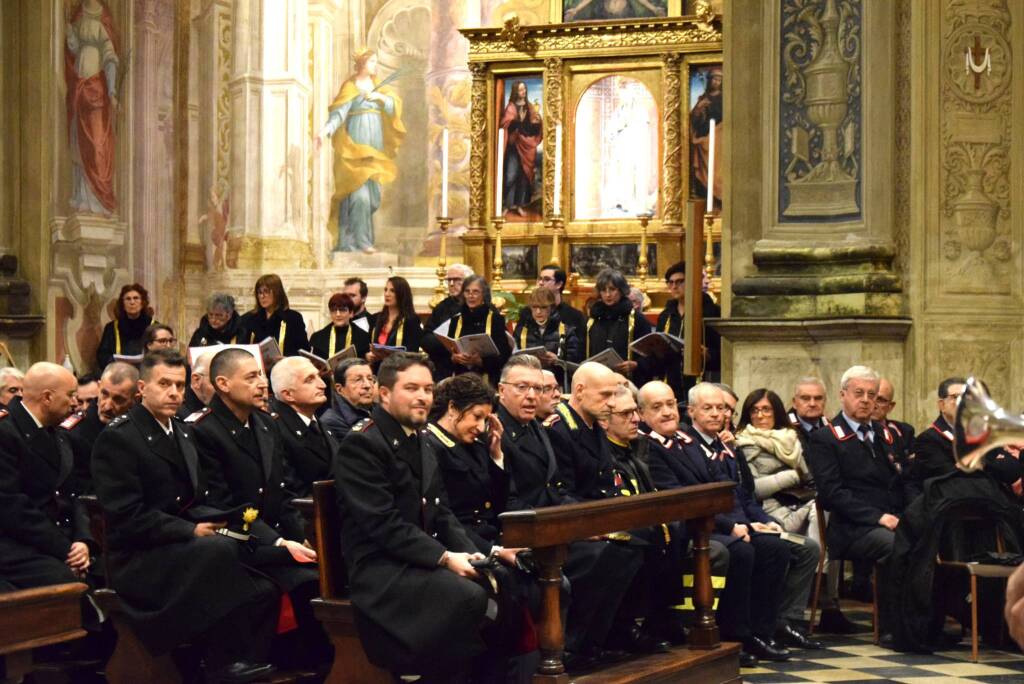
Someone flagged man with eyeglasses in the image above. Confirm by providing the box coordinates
[321,358,376,440]
[871,377,916,472]
[535,369,560,420]
[656,261,721,401]
[519,265,586,334]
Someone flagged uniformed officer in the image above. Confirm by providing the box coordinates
[0,362,94,590]
[268,356,337,497]
[61,361,139,492]
[331,352,490,679]
[177,348,217,419]
[642,381,792,666]
[788,377,830,450]
[807,365,915,645]
[91,349,278,682]
[872,377,916,472]
[320,358,375,440]
[188,347,329,670]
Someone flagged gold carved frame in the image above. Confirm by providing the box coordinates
[460,15,721,310]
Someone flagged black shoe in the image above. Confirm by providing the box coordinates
[776,623,824,649]
[206,660,276,683]
[654,615,688,646]
[608,623,671,654]
[738,650,759,668]
[816,607,860,634]
[745,636,791,662]
[879,632,895,648]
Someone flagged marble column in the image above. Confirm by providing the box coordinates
[715,0,911,412]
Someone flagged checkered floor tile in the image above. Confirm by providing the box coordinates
[742,605,1024,683]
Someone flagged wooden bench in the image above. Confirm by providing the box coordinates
[499,481,741,684]
[0,582,89,683]
[308,480,391,684]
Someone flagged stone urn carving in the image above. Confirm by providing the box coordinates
[953,169,998,253]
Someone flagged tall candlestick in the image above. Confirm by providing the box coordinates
[553,123,562,215]
[706,118,716,211]
[496,128,505,216]
[441,128,449,217]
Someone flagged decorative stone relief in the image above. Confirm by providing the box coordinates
[936,336,1010,408]
[778,0,862,221]
[939,0,1012,294]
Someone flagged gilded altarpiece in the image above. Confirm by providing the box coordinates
[459,16,721,307]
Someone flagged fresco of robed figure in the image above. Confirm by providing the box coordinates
[690,65,722,206]
[315,49,405,254]
[499,78,544,222]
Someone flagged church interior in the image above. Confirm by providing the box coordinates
[3,0,1024,682]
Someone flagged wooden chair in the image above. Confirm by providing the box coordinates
[308,480,391,684]
[0,582,89,683]
[807,498,880,643]
[935,510,1017,662]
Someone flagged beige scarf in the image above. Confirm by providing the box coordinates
[735,425,805,471]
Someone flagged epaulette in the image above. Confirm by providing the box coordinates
[554,402,577,430]
[886,420,903,437]
[822,416,831,426]
[184,407,212,424]
[646,430,671,447]
[829,422,854,441]
[931,422,954,442]
[108,413,131,428]
[351,418,374,433]
[542,413,561,428]
[787,410,799,426]
[60,412,85,430]
[882,426,894,445]
[426,423,455,448]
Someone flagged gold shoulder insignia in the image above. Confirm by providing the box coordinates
[554,402,577,430]
[426,423,455,448]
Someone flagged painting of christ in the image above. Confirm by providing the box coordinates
[497,76,544,222]
[689,64,722,205]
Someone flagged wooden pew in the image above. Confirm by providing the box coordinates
[308,481,390,684]
[0,582,89,683]
[499,481,740,684]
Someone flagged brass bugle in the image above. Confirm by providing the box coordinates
[953,376,1024,471]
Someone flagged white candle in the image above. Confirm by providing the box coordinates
[706,118,716,210]
[496,128,505,216]
[441,128,449,217]
[553,123,562,216]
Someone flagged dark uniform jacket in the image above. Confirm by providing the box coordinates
[422,423,510,553]
[189,395,306,545]
[912,414,1024,488]
[332,406,487,672]
[655,294,721,398]
[370,312,423,353]
[545,402,620,501]
[883,418,916,468]
[60,402,105,493]
[188,311,243,347]
[321,396,371,442]
[0,398,93,588]
[177,388,205,420]
[497,404,572,509]
[270,398,338,497]
[96,313,152,369]
[431,304,512,387]
[807,413,910,557]
[239,307,309,357]
[787,409,829,453]
[309,322,371,361]
[91,404,274,654]
[585,300,653,384]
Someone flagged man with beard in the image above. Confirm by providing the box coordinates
[178,349,217,419]
[269,356,335,497]
[642,381,792,666]
[62,361,139,491]
[343,277,376,330]
[188,348,329,671]
[91,349,279,682]
[331,352,490,680]
[320,358,375,440]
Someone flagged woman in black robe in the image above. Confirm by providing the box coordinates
[188,293,243,347]
[431,275,511,387]
[585,268,653,385]
[96,283,154,369]
[238,273,309,356]
[309,292,371,360]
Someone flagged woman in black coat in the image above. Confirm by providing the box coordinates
[585,268,653,384]
[238,273,309,356]
[96,283,154,369]
[309,292,371,360]
[423,374,513,555]
[188,293,243,347]
[512,286,581,386]
[367,276,423,364]
[432,275,511,387]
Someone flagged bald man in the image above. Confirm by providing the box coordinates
[871,377,915,471]
[177,349,217,419]
[0,362,95,589]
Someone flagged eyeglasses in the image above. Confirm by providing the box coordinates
[502,382,543,395]
[750,406,773,415]
[611,408,638,418]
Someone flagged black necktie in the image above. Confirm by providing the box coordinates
[309,420,322,437]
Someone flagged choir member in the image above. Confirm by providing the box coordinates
[96,283,153,369]
[309,292,371,360]
[239,274,310,356]
[656,261,721,399]
[431,275,511,387]
[367,276,422,361]
[344,277,377,329]
[188,293,243,347]
[519,265,587,333]
[585,269,652,384]
[512,286,581,384]
[142,323,177,353]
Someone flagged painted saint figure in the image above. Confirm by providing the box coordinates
[690,67,723,205]
[64,0,120,216]
[500,81,543,219]
[316,50,405,254]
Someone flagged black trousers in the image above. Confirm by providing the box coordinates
[563,539,644,651]
[844,527,895,630]
[714,533,791,641]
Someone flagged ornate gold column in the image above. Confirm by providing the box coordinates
[467,62,489,235]
[661,52,683,233]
